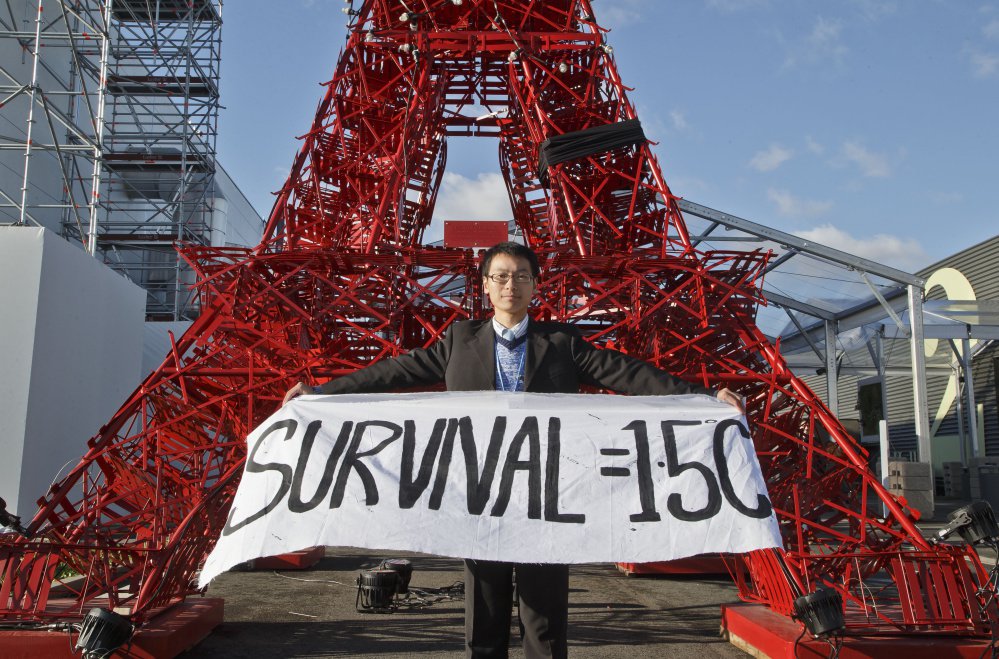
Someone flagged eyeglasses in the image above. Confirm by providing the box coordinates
[485,272,535,285]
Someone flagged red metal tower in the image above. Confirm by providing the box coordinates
[2,0,995,641]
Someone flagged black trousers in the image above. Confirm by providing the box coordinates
[464,560,569,659]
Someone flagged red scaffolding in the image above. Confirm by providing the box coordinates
[1,0,995,642]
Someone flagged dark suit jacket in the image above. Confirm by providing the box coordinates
[317,319,711,398]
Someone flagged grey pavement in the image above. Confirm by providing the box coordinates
[180,496,984,658]
[183,549,747,658]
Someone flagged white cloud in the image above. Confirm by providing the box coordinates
[666,176,710,196]
[425,172,513,244]
[849,0,897,22]
[841,141,891,178]
[706,0,770,11]
[636,105,668,142]
[805,136,825,155]
[669,110,689,132]
[434,172,512,222]
[970,52,999,78]
[595,0,643,27]
[810,16,842,42]
[767,188,833,218]
[749,144,793,172]
[784,16,848,70]
[985,19,999,40]
[794,224,929,271]
[929,190,963,204]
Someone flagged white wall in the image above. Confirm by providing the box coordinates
[212,163,265,247]
[0,227,145,517]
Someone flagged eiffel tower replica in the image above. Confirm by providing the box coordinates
[2,0,994,642]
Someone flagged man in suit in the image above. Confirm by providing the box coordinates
[283,241,744,659]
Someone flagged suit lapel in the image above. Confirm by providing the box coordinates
[464,320,496,389]
[524,319,550,391]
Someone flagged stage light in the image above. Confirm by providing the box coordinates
[558,62,569,73]
[380,558,414,595]
[792,587,845,638]
[600,44,613,54]
[508,49,520,62]
[0,497,28,537]
[342,6,358,16]
[356,568,399,612]
[399,43,412,53]
[75,608,134,659]
[451,0,463,5]
[938,501,999,545]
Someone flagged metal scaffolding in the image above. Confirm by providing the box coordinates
[2,0,996,640]
[0,0,222,320]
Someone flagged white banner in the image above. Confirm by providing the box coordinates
[200,392,781,586]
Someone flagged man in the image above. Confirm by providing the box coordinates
[283,242,744,659]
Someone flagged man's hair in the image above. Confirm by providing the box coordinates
[480,241,541,278]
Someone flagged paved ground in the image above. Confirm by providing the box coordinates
[179,497,985,658]
[183,550,747,658]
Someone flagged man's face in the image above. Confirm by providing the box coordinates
[483,253,537,320]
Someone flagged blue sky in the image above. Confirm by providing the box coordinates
[218,1,998,272]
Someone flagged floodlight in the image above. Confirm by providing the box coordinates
[356,568,399,612]
[938,501,999,545]
[75,608,133,659]
[792,587,845,638]
[380,558,414,595]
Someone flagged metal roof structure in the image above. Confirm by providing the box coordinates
[676,198,999,468]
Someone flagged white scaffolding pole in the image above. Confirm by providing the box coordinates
[908,284,931,467]
[824,319,839,416]
[86,0,112,256]
[18,1,44,226]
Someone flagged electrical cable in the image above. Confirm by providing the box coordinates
[270,571,351,587]
[792,625,806,659]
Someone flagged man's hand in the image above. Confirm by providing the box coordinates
[716,387,746,414]
[282,381,314,406]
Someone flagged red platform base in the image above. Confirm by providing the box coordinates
[249,545,324,570]
[0,597,223,658]
[720,602,992,658]
[617,554,730,576]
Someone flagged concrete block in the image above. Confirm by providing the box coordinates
[890,475,933,490]
[888,461,932,478]
[893,488,934,519]
[944,473,970,498]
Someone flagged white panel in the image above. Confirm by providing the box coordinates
[0,227,43,513]
[143,320,193,376]
[0,227,145,518]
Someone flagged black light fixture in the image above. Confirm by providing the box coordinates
[380,558,413,596]
[938,501,999,545]
[356,568,399,612]
[0,497,29,537]
[793,587,845,638]
[75,608,134,658]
